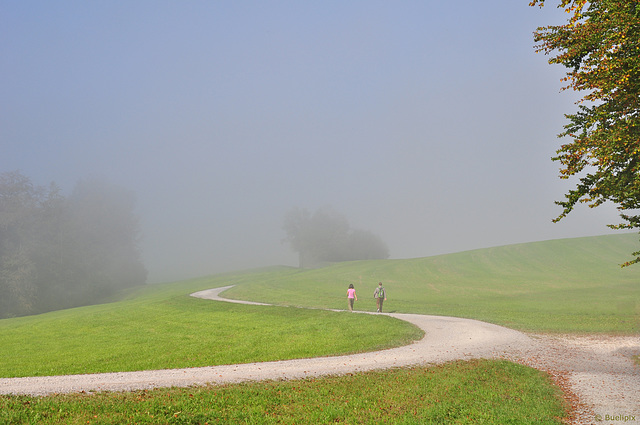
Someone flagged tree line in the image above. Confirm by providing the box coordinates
[283,207,389,268]
[0,171,147,318]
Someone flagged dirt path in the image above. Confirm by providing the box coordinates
[507,333,640,424]
[1,286,638,424]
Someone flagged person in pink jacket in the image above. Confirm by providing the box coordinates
[347,283,358,312]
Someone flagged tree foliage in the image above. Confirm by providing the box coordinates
[531,0,640,265]
[0,171,147,318]
[283,207,389,268]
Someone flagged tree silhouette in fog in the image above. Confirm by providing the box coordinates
[0,171,146,318]
[283,207,389,268]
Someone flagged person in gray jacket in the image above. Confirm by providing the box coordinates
[373,282,386,313]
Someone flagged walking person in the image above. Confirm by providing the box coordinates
[374,282,386,312]
[347,283,358,312]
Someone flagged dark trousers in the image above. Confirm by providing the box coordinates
[376,297,384,312]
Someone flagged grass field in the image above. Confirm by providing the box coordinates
[2,234,638,423]
[0,272,422,378]
[1,233,637,379]
[1,360,568,424]
[226,233,640,333]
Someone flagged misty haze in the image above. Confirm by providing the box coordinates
[2,1,624,287]
[2,3,639,422]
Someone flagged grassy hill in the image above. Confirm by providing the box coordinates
[226,233,640,333]
[0,233,638,379]
[2,234,636,424]
[0,270,421,378]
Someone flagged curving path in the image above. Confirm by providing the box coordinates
[1,286,638,424]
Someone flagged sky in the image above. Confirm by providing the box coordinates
[1,1,625,283]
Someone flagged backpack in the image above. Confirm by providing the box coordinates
[377,287,385,298]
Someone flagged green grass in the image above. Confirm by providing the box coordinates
[0,360,569,424]
[4,234,634,423]
[1,234,638,380]
[226,234,640,333]
[0,271,422,378]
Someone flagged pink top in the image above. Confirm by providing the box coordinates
[347,288,356,298]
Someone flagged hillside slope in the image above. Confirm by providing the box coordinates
[226,233,640,333]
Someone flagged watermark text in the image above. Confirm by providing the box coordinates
[595,413,637,422]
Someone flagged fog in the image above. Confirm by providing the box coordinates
[2,1,623,283]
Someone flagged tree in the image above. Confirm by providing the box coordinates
[531,0,640,265]
[65,178,147,300]
[345,229,390,261]
[283,207,389,268]
[0,171,54,316]
[0,171,147,318]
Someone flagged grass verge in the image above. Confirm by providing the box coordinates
[0,360,569,425]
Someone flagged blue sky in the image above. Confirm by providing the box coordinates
[1,1,624,282]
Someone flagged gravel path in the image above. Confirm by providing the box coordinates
[1,286,638,424]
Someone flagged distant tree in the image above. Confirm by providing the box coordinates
[283,207,309,268]
[0,171,56,316]
[38,178,147,310]
[283,207,389,268]
[344,228,390,261]
[531,0,640,266]
[0,171,147,318]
